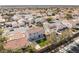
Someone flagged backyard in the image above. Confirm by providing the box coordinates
[36,38,49,47]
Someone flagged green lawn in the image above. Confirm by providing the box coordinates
[36,38,49,47]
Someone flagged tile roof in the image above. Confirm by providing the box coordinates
[7,32,25,41]
[4,37,29,49]
[27,27,44,34]
[49,22,66,30]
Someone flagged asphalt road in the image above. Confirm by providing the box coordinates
[57,36,79,53]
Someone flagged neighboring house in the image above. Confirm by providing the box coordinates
[35,18,45,24]
[12,21,19,28]
[4,32,29,49]
[43,21,67,34]
[0,18,5,23]
[4,37,29,49]
[28,17,35,26]
[36,13,42,17]
[5,21,18,28]
[0,15,5,28]
[26,27,45,41]
[14,27,27,33]
[6,32,25,41]
[18,18,26,27]
[11,14,20,21]
[67,19,79,28]
[47,12,52,16]
[5,22,12,27]
[73,23,79,29]
[61,20,73,28]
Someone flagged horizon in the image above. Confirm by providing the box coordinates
[0,5,79,8]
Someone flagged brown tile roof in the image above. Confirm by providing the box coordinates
[27,27,44,34]
[4,37,29,49]
[7,32,25,41]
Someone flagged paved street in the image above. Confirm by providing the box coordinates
[57,36,79,53]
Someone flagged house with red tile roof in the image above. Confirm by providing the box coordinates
[4,32,29,49]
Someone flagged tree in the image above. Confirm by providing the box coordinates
[13,45,36,53]
[36,22,43,27]
[60,29,73,41]
[68,28,73,37]
[0,29,7,52]
[13,48,23,53]
[46,30,57,43]
[0,29,3,35]
[0,36,7,43]
[55,8,61,13]
[5,49,13,53]
[50,31,57,43]
[0,43,4,51]
[26,45,35,53]
[64,13,73,20]
[68,10,72,13]
[52,8,61,15]
[46,17,52,22]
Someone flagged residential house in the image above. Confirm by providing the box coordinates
[18,18,26,27]
[0,15,5,28]
[4,32,29,49]
[43,20,68,36]
[12,21,19,28]
[26,27,45,41]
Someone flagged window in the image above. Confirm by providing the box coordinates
[31,39,34,40]
[39,35,41,38]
